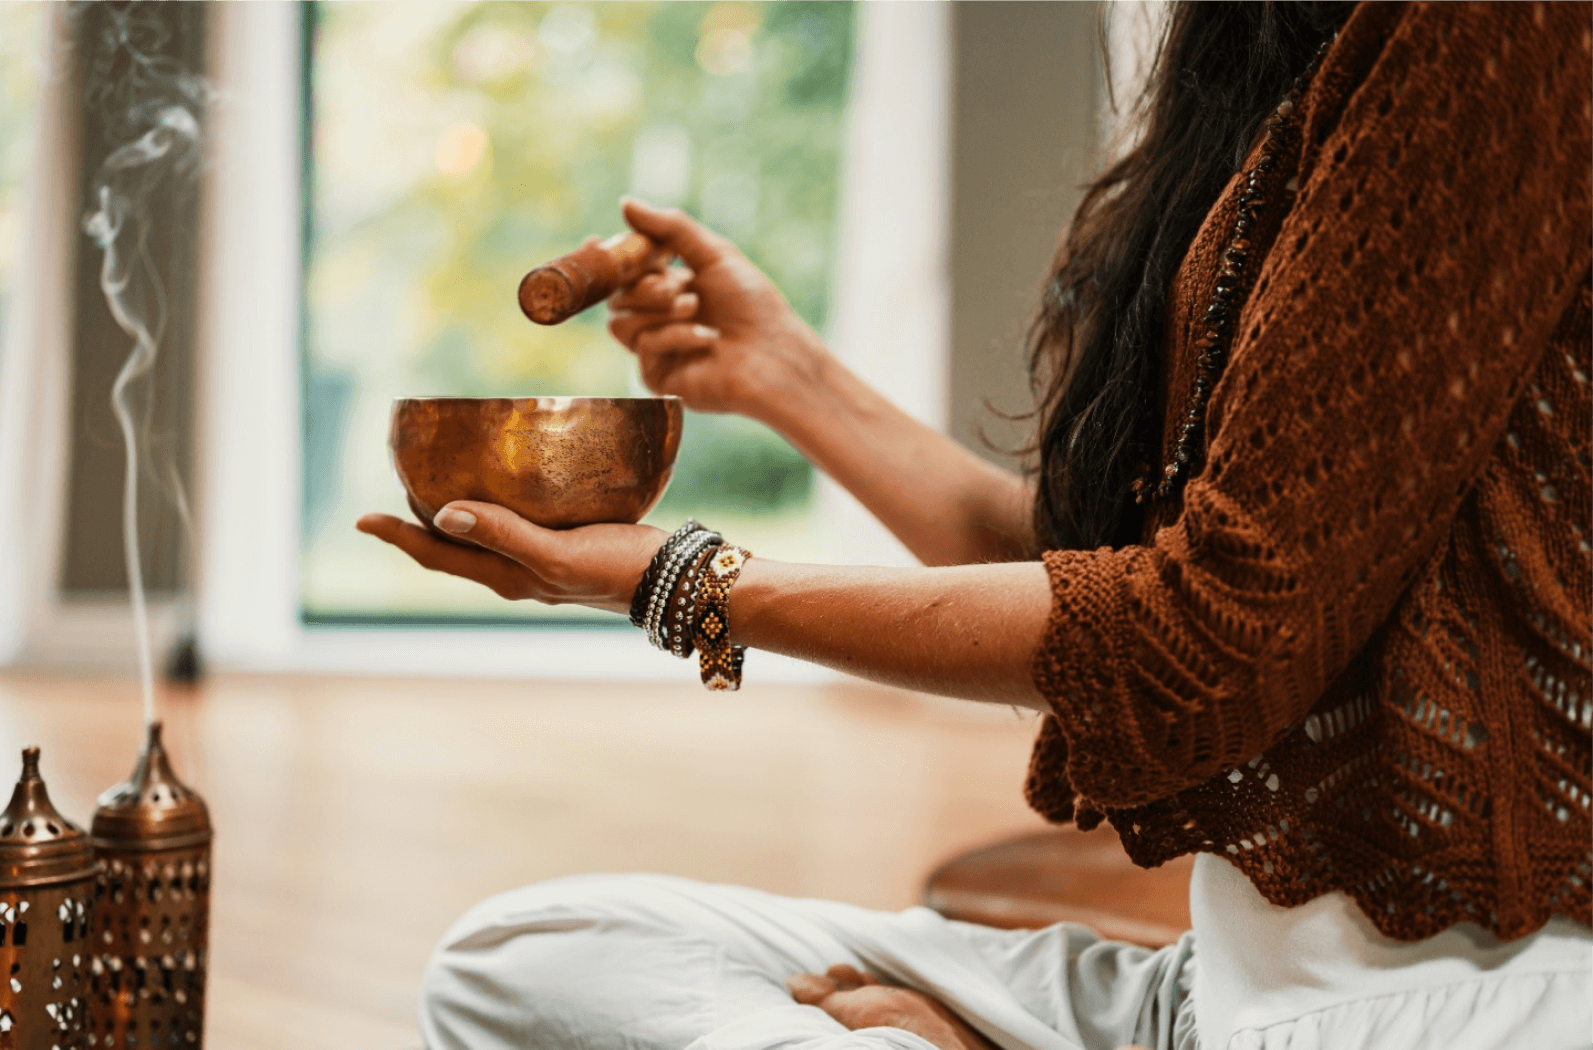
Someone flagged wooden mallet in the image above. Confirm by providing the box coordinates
[518,231,675,325]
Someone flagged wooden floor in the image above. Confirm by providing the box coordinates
[0,671,1053,1049]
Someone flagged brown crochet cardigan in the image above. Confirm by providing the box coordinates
[1024,0,1592,943]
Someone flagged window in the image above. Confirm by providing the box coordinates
[64,0,944,680]
[302,2,857,624]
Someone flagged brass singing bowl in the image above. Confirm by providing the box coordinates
[389,396,684,536]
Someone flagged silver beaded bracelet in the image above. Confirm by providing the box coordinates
[643,529,719,649]
[630,520,703,629]
[664,541,718,658]
[645,532,717,649]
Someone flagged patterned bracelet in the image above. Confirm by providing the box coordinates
[692,543,751,691]
[643,529,719,650]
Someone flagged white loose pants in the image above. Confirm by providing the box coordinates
[419,873,1199,1050]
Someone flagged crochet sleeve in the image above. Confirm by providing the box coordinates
[1033,2,1593,808]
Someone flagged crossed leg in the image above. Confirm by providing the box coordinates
[419,873,1197,1050]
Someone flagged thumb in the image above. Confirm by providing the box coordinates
[433,501,550,567]
[622,197,730,273]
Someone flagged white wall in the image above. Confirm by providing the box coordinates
[1101,0,1169,157]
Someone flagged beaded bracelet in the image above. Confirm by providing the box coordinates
[643,529,719,650]
[635,522,713,643]
[692,543,751,691]
[662,542,719,659]
[630,520,702,629]
[645,529,718,650]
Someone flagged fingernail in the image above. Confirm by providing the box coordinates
[434,508,476,534]
[695,324,720,340]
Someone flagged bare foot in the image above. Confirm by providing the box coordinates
[786,964,998,1050]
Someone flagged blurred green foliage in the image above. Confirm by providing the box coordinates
[0,4,45,354]
[303,1,853,619]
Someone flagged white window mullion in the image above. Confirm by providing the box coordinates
[819,0,952,571]
[192,0,304,670]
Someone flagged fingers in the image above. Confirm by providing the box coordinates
[607,294,700,348]
[787,968,997,1050]
[634,327,719,396]
[607,270,699,349]
[785,973,838,1006]
[635,323,719,359]
[356,513,532,597]
[793,984,902,1036]
[622,197,731,273]
[638,343,735,405]
[609,268,693,312]
[429,500,557,570]
[825,964,878,990]
[786,964,877,1006]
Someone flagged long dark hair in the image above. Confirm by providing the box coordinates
[1030,1,1357,552]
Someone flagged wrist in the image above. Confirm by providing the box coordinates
[752,336,864,444]
[739,322,834,430]
[628,522,714,641]
[723,556,773,649]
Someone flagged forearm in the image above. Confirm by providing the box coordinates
[360,489,1053,708]
[756,350,1036,566]
[608,202,1034,565]
[728,557,1052,710]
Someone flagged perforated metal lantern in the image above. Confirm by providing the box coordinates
[0,746,96,1049]
[90,723,211,1049]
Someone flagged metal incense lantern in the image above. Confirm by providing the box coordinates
[89,723,211,1049]
[0,747,96,1049]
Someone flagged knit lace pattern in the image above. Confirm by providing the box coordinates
[1025,0,1592,943]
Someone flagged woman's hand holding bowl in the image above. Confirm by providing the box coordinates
[356,506,665,617]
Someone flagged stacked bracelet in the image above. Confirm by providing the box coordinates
[662,542,717,659]
[642,529,720,650]
[692,544,751,691]
[630,520,701,629]
[633,523,753,688]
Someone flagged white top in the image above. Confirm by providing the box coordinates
[1190,852,1593,1049]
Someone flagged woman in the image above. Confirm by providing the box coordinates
[359,3,1592,1048]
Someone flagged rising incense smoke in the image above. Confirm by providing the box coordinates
[75,4,207,725]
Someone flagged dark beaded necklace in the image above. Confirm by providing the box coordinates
[1133,42,1331,507]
